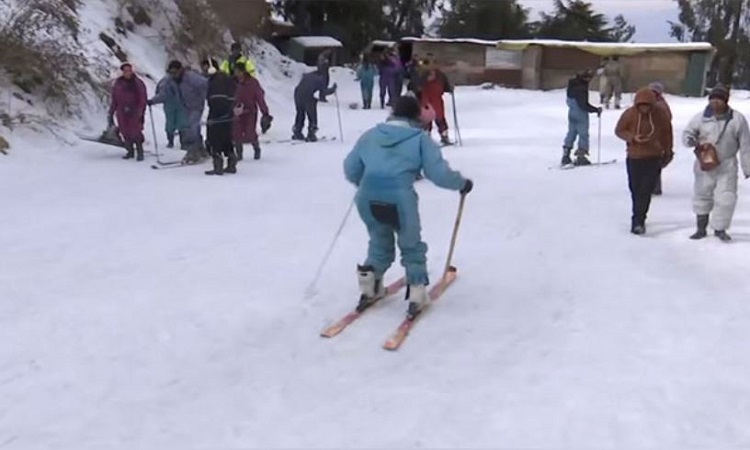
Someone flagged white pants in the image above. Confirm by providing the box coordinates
[693,159,739,230]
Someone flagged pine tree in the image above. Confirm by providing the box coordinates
[437,0,531,40]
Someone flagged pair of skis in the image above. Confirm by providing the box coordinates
[320,266,458,351]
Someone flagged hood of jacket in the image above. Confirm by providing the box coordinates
[634,87,656,107]
[374,121,423,148]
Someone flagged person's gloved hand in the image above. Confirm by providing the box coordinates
[460,179,473,195]
[260,115,273,134]
[146,99,154,106]
[596,107,603,117]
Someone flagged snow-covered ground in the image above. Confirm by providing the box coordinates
[4,4,750,448]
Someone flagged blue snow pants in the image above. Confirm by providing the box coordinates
[563,98,590,151]
[355,186,429,286]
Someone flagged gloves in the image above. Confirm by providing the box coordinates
[685,135,698,147]
[596,107,603,117]
[260,115,273,134]
[661,150,674,168]
[146,99,154,106]
[460,179,473,195]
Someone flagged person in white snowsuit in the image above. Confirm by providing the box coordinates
[683,85,750,241]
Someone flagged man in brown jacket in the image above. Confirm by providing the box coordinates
[615,87,674,235]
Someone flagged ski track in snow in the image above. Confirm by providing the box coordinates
[3,6,750,449]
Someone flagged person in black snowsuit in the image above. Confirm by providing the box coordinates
[562,69,603,166]
[292,68,337,142]
[202,58,238,176]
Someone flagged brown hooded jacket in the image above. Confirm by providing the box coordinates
[615,88,673,159]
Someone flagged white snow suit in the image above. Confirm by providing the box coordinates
[683,106,750,230]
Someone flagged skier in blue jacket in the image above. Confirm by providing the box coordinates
[343,95,473,317]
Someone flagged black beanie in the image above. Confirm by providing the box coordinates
[709,84,730,102]
[167,60,183,71]
[392,95,421,121]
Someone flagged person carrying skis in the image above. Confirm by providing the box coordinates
[108,62,147,161]
[343,95,473,318]
[355,53,377,109]
[649,81,673,196]
[233,62,272,161]
[411,56,453,145]
[615,87,674,235]
[149,60,208,164]
[200,58,238,176]
[220,42,257,77]
[292,68,337,142]
[683,85,750,242]
[562,69,603,166]
[155,69,187,149]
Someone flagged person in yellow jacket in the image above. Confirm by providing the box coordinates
[220,42,256,77]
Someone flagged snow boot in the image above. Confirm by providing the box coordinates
[135,142,144,161]
[224,154,237,174]
[690,214,709,240]
[561,146,573,166]
[574,149,591,166]
[204,156,224,176]
[235,143,244,161]
[122,142,135,160]
[714,230,732,242]
[253,143,261,160]
[355,265,384,312]
[406,284,430,319]
[631,223,646,235]
[306,132,318,142]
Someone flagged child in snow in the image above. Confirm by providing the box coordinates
[108,62,147,161]
[615,87,674,235]
[562,69,603,166]
[292,68,337,142]
[343,95,473,318]
[233,62,272,160]
[682,85,750,241]
[355,54,377,109]
[202,58,238,176]
[412,56,453,145]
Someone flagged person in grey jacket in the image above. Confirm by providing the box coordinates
[292,68,337,142]
[683,85,750,241]
[149,60,208,163]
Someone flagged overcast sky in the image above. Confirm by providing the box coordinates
[518,0,679,42]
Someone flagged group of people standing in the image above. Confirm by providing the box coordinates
[107,42,272,176]
[355,47,454,146]
[563,64,750,240]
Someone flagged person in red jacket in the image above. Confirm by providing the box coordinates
[413,56,453,145]
[108,62,147,161]
[233,62,272,160]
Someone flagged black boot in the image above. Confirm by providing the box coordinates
[224,154,237,174]
[205,156,224,175]
[292,130,305,141]
[714,230,732,242]
[235,143,244,161]
[690,214,709,240]
[253,143,261,160]
[122,142,134,160]
[167,134,174,149]
[574,149,591,166]
[306,131,318,142]
[561,146,572,166]
[135,142,144,161]
[630,220,646,235]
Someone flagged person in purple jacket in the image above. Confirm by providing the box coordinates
[378,50,399,109]
[108,62,147,161]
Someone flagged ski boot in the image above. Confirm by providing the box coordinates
[253,143,261,160]
[561,146,573,166]
[573,148,591,166]
[406,284,430,319]
[292,130,305,141]
[306,130,318,142]
[355,265,384,312]
[689,214,709,240]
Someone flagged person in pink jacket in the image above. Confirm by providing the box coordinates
[108,62,147,161]
[233,62,272,160]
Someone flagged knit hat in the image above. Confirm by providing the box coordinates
[709,84,730,102]
[120,62,132,70]
[167,60,183,71]
[648,81,664,94]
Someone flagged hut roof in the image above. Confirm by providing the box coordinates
[290,36,343,48]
